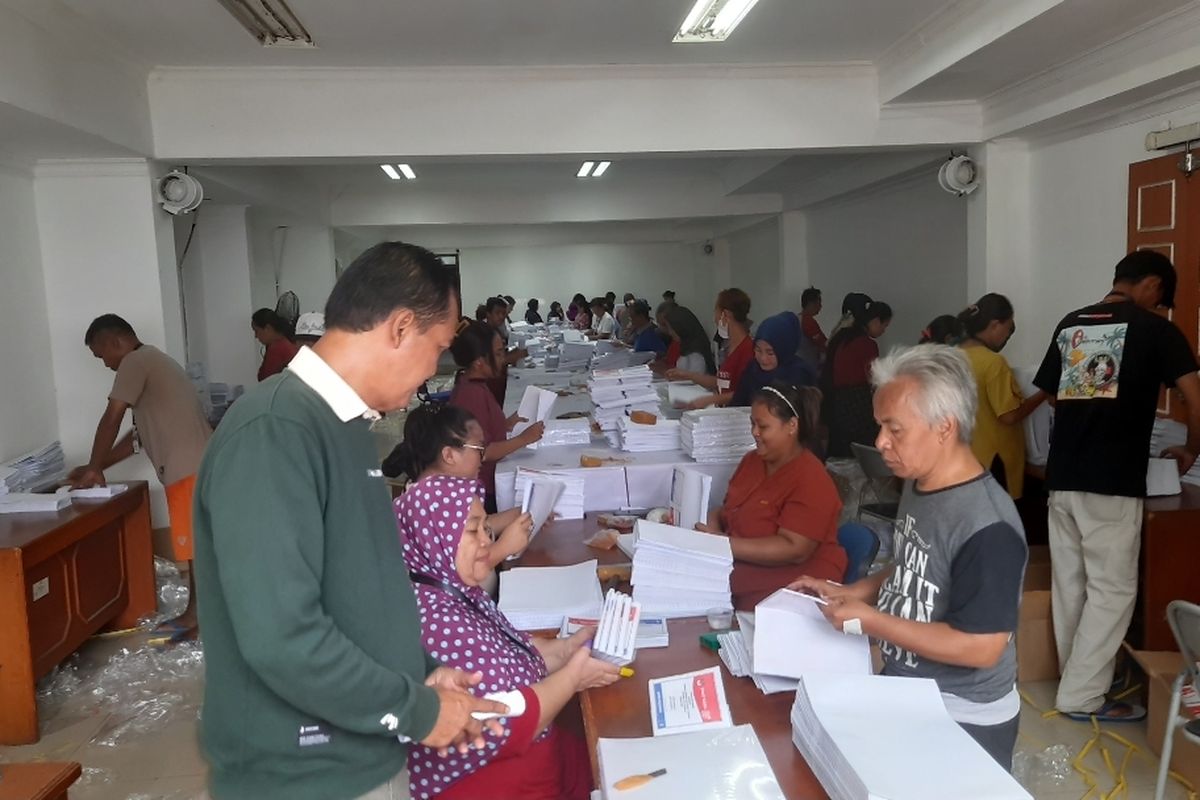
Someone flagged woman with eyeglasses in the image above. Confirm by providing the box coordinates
[384,402,535,568]
[447,320,544,511]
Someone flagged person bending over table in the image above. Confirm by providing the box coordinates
[662,304,716,377]
[396,475,621,800]
[730,311,817,407]
[449,320,544,512]
[668,287,754,410]
[696,382,846,610]
[384,402,534,568]
[791,344,1027,771]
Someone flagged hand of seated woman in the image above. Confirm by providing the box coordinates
[564,646,621,692]
[496,512,533,555]
[694,521,725,535]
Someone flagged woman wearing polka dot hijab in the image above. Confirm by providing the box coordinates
[395,474,620,799]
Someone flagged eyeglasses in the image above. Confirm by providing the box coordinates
[459,443,486,454]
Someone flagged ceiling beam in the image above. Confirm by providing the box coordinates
[782,151,949,209]
[876,0,1066,105]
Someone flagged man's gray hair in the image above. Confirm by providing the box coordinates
[870,344,978,443]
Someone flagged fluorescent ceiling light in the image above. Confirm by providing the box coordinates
[592,161,611,177]
[380,164,401,180]
[577,161,595,178]
[215,0,316,48]
[397,163,417,180]
[673,0,761,43]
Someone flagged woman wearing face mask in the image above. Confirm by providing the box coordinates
[667,288,754,409]
[958,294,1047,499]
[697,382,846,610]
[731,311,817,407]
[395,475,621,800]
[822,300,893,457]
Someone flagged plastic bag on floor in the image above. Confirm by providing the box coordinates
[136,556,190,630]
[1013,743,1072,789]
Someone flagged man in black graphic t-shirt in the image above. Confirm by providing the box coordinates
[1034,250,1200,721]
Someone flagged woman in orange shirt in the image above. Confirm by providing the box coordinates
[697,382,847,610]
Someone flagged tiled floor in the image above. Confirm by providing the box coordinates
[0,634,1191,800]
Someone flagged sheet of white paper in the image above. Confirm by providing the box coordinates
[669,467,712,532]
[495,470,517,511]
[517,385,558,424]
[753,588,872,680]
[521,477,565,538]
[667,381,712,407]
[1146,457,1182,496]
[625,463,674,509]
[582,466,630,510]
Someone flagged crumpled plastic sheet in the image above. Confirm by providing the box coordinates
[36,641,205,747]
[136,556,190,630]
[1013,743,1073,789]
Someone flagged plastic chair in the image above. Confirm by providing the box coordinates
[1154,600,1200,800]
[837,523,881,583]
[850,443,900,525]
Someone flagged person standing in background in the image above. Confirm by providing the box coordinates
[822,300,893,457]
[958,294,1046,499]
[919,315,965,346]
[663,305,716,376]
[294,311,326,347]
[797,287,827,367]
[252,308,300,381]
[1033,250,1200,722]
[71,314,212,636]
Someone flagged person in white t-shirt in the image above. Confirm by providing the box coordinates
[588,297,616,340]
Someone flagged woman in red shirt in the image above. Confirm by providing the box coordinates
[698,382,847,610]
[821,300,893,457]
[668,287,754,409]
[251,308,300,381]
[449,320,543,511]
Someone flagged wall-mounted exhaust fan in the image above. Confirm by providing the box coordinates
[158,171,204,215]
[937,155,980,197]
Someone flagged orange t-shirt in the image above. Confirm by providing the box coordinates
[720,449,847,609]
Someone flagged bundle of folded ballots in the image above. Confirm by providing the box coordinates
[630,519,732,618]
[681,408,754,463]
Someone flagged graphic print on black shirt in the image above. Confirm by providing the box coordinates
[1054,321,1126,400]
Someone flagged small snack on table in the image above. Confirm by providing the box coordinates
[629,410,658,425]
[584,528,621,550]
[596,513,638,532]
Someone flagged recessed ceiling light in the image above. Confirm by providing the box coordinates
[673,0,761,43]
[592,161,612,177]
[577,161,596,178]
[380,164,401,180]
[397,163,417,180]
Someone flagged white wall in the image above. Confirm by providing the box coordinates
[806,175,969,351]
[193,204,257,388]
[725,217,784,321]
[247,211,338,315]
[0,165,58,460]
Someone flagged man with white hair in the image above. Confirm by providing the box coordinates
[792,344,1027,770]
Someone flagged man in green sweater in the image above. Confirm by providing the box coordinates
[194,242,506,800]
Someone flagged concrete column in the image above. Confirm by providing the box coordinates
[194,203,258,388]
[778,210,810,311]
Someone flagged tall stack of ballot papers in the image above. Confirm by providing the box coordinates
[589,365,659,432]
[630,519,732,618]
[558,341,594,370]
[514,467,585,519]
[681,408,754,463]
[2,441,67,493]
[791,673,1033,800]
[537,418,593,447]
[498,559,603,630]
[614,416,681,452]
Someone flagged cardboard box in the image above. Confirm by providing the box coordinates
[1017,545,1059,682]
[1125,646,1200,789]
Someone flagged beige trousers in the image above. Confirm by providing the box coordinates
[1047,490,1143,713]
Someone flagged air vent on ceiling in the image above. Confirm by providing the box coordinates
[215,0,315,48]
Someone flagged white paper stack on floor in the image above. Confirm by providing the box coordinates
[616,417,681,452]
[538,418,593,447]
[514,467,585,519]
[2,441,67,493]
[631,519,732,618]
[753,589,873,680]
[598,724,784,800]
[681,408,754,463]
[0,491,72,514]
[792,673,1033,800]
[498,559,603,630]
[1150,418,1200,486]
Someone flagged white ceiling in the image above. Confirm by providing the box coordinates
[57,0,952,67]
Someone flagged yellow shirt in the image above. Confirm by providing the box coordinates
[962,344,1025,498]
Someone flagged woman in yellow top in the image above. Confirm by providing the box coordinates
[958,294,1046,498]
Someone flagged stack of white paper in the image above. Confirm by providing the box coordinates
[498,559,603,631]
[753,589,873,680]
[669,467,712,531]
[1150,418,1200,487]
[590,349,656,371]
[594,402,661,433]
[631,519,733,618]
[0,491,72,514]
[589,365,658,409]
[616,417,681,452]
[537,418,593,448]
[560,613,670,649]
[792,673,1033,800]
[514,467,585,520]
[598,724,784,800]
[680,408,754,463]
[590,589,642,666]
[69,483,129,499]
[558,341,595,369]
[719,612,798,695]
[0,466,15,496]
[2,441,67,493]
[667,381,712,407]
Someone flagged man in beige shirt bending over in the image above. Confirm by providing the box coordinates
[70,314,212,636]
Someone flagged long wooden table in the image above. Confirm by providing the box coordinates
[0,482,155,744]
[516,515,827,799]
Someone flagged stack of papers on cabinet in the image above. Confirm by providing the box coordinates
[630,519,732,618]
[69,483,129,499]
[537,418,593,447]
[598,724,783,800]
[1150,418,1200,487]
[514,467,584,520]
[616,416,681,452]
[2,441,67,493]
[680,408,754,463]
[791,673,1033,800]
[0,491,72,514]
[498,559,603,631]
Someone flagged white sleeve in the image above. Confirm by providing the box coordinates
[598,314,615,335]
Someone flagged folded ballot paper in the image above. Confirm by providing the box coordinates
[668,466,712,532]
[648,665,732,736]
[631,519,733,618]
[498,559,603,631]
[667,381,712,407]
[598,724,783,800]
[590,589,642,666]
[0,491,72,514]
[513,467,585,520]
[681,408,754,463]
[560,610,670,649]
[792,673,1033,800]
[717,612,799,695]
[753,589,873,680]
[616,416,681,452]
[520,476,565,540]
[510,385,558,446]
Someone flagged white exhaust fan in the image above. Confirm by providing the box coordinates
[158,171,204,215]
[215,0,315,48]
[937,155,980,197]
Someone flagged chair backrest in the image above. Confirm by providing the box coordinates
[851,443,894,480]
[838,523,881,583]
[1167,600,1200,681]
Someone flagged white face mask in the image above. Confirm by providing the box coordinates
[716,315,730,339]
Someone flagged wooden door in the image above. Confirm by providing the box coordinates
[1127,152,1200,419]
